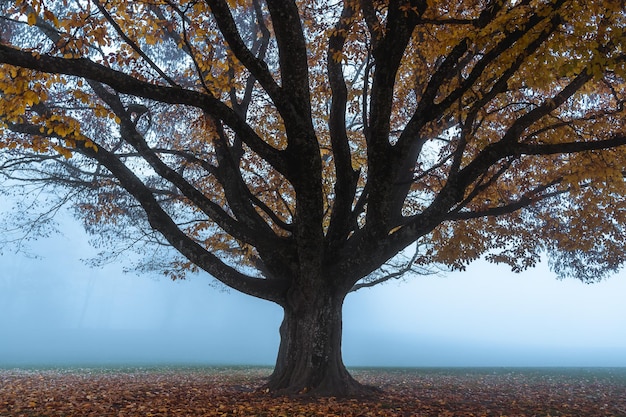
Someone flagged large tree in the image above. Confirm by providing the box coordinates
[1,0,626,395]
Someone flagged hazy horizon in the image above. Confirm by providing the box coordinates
[2,211,626,369]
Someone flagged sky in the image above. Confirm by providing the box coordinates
[1,209,626,368]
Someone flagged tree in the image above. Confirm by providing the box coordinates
[1,0,626,396]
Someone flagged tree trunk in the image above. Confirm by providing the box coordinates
[265,286,375,397]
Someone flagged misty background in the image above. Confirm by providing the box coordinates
[1,209,626,368]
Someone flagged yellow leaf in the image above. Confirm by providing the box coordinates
[23,90,39,107]
[331,49,344,63]
[388,226,402,235]
[84,140,98,151]
[43,10,58,26]
[27,13,37,26]
[53,145,72,159]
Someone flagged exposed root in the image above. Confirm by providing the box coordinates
[262,373,383,398]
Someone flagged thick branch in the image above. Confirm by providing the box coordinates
[57,134,287,302]
[210,118,288,237]
[0,44,289,177]
[90,83,280,249]
[231,0,271,116]
[448,180,564,220]
[204,0,283,107]
[513,135,626,156]
[364,1,426,238]
[263,0,311,115]
[326,1,360,247]
[500,71,592,144]
[359,0,382,51]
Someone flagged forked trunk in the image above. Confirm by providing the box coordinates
[265,286,375,397]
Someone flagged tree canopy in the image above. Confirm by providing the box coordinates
[1,0,626,395]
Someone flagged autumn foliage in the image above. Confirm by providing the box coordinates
[1,367,626,416]
[1,0,626,395]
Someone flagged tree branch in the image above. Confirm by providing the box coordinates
[89,82,281,250]
[363,0,425,237]
[76,140,288,302]
[204,0,285,111]
[349,242,437,292]
[0,43,289,176]
[92,0,178,87]
[447,180,565,220]
[6,117,288,302]
[326,1,360,247]
[263,0,311,114]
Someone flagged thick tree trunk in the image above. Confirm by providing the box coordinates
[265,286,375,397]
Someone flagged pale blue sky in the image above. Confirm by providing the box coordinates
[1,210,626,368]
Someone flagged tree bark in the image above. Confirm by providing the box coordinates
[265,285,374,397]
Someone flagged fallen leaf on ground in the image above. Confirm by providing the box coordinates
[1,367,624,416]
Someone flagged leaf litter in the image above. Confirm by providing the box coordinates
[1,367,625,416]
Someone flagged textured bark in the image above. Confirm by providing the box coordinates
[2,0,626,399]
[265,285,373,397]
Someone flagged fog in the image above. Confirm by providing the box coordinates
[2,213,626,368]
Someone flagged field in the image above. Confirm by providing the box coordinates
[1,366,625,416]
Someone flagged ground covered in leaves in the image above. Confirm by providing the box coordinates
[1,366,625,416]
